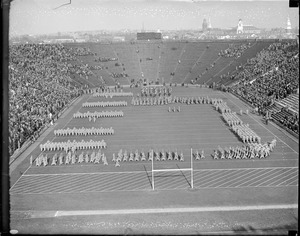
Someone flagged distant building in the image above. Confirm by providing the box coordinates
[286,16,292,34]
[237,19,243,34]
[243,25,261,34]
[202,19,208,32]
[207,18,212,31]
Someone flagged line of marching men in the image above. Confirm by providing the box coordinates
[54,127,114,136]
[222,112,243,126]
[101,87,123,93]
[212,139,276,160]
[92,92,133,98]
[73,110,124,118]
[82,101,127,108]
[40,139,107,152]
[131,96,223,106]
[112,149,185,167]
[214,102,231,113]
[175,96,222,105]
[140,86,172,97]
[31,149,108,167]
[131,96,172,106]
[231,124,261,144]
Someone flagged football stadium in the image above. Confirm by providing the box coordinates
[6,1,299,235]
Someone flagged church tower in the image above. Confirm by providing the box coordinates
[237,19,243,34]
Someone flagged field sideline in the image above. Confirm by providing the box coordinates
[9,87,298,234]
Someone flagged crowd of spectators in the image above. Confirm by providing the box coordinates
[67,47,95,56]
[9,44,86,156]
[68,63,94,78]
[219,42,252,58]
[228,40,299,133]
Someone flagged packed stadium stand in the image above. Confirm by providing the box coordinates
[9,39,299,157]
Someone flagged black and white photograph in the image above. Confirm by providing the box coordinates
[3,0,299,234]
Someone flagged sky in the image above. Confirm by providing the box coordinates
[9,0,299,36]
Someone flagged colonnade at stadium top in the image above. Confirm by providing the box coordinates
[63,40,283,88]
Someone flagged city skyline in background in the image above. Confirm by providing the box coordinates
[10,0,299,36]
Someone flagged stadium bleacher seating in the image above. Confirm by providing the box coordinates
[275,93,299,113]
[9,40,299,156]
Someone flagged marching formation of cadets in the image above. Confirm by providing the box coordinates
[168,106,181,112]
[92,92,133,98]
[97,87,124,94]
[82,101,127,108]
[140,86,172,97]
[222,111,261,144]
[32,138,276,167]
[40,139,107,152]
[31,149,108,167]
[193,150,206,160]
[222,112,243,126]
[54,127,114,136]
[73,110,124,118]
[214,102,231,113]
[131,95,221,106]
[232,124,261,144]
[112,149,185,167]
[212,139,276,160]
[132,96,172,106]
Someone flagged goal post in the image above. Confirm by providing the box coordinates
[151,148,194,190]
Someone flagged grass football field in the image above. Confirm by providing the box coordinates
[9,87,298,234]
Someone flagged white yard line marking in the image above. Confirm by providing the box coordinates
[287,179,299,186]
[222,169,268,188]
[55,204,298,217]
[9,164,31,190]
[10,183,298,195]
[51,172,135,193]
[255,168,297,187]
[155,173,190,189]
[77,173,143,192]
[194,169,228,183]
[273,173,299,187]
[208,168,261,188]
[199,184,298,189]
[22,166,298,177]
[112,177,149,191]
[12,167,298,194]
[197,170,240,187]
[234,168,279,188]
[222,92,298,154]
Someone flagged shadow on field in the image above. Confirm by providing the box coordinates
[176,164,192,188]
[143,165,153,188]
